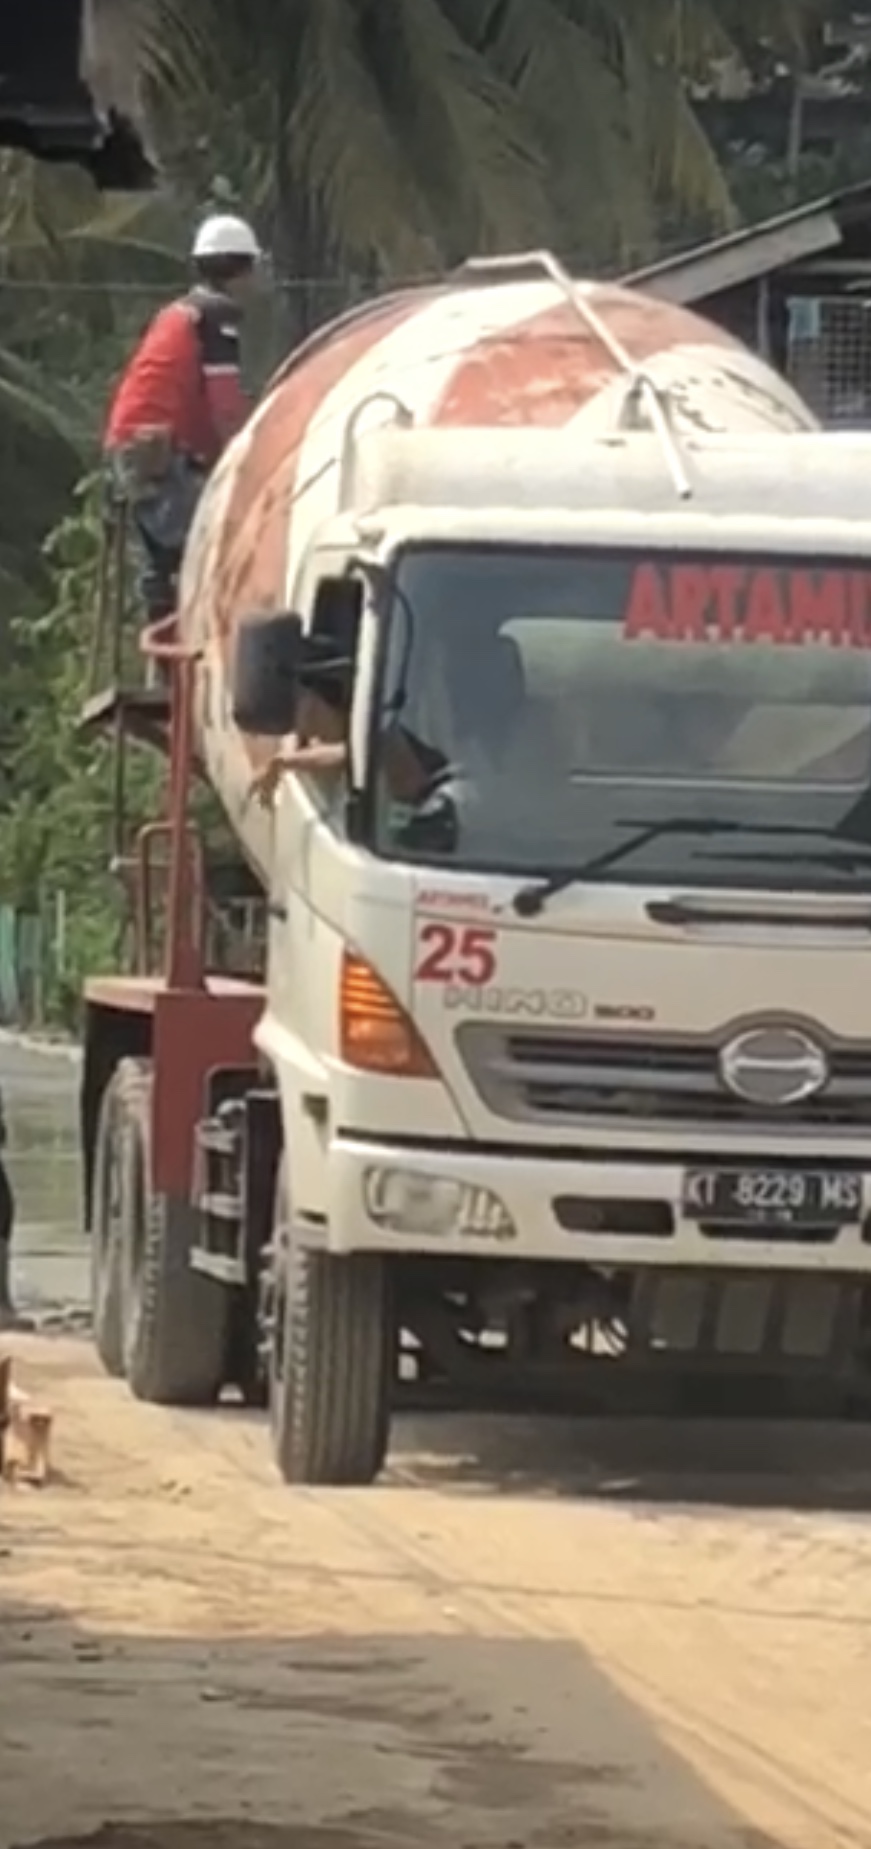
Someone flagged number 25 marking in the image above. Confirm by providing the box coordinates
[415,922,497,985]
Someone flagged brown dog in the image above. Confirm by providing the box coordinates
[1,1371,52,1485]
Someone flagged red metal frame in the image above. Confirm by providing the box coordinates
[84,613,265,1201]
[140,614,204,990]
[151,983,262,1197]
[84,975,264,1198]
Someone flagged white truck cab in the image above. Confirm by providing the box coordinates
[227,417,871,1470]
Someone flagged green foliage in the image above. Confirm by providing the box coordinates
[728,139,871,222]
[0,483,162,1022]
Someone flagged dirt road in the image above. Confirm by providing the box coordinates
[4,1335,871,1849]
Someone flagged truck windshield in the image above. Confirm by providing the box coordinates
[369,543,871,890]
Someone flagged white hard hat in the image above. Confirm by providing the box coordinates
[191,214,261,262]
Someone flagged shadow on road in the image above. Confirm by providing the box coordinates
[386,1408,871,1512]
[0,1589,786,1849]
[201,1391,871,1512]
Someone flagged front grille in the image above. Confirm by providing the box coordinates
[456,1024,871,1130]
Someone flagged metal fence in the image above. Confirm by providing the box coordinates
[0,897,68,1028]
[7,271,871,430]
[0,273,399,416]
[785,294,871,428]
[0,884,267,1030]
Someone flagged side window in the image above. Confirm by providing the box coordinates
[311,573,363,663]
[295,566,365,829]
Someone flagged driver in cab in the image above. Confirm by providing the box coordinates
[249,620,562,847]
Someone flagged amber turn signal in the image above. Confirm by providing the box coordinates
[339,951,436,1077]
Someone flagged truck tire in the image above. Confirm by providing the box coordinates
[115,1059,229,1405]
[89,1075,126,1376]
[267,1161,393,1484]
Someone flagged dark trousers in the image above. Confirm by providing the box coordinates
[106,451,208,620]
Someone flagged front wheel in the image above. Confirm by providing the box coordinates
[266,1161,393,1484]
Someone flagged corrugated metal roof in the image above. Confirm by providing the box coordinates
[625,179,871,303]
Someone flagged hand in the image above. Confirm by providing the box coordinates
[250,754,288,809]
[249,739,347,808]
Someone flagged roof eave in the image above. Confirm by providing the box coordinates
[624,180,871,304]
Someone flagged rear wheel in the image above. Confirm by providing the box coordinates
[115,1059,229,1405]
[266,1159,393,1484]
[89,1077,126,1377]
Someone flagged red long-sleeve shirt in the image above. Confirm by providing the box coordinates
[104,290,249,466]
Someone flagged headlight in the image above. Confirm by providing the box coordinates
[363,1167,515,1241]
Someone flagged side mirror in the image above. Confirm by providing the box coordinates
[232,611,302,736]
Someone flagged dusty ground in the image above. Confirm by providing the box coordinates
[4,1336,871,1849]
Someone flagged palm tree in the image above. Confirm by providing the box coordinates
[7,5,824,347]
[130,0,822,289]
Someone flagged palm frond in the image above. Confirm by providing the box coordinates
[287,0,442,271]
[618,34,737,231]
[0,352,87,458]
[445,0,654,262]
[364,0,556,259]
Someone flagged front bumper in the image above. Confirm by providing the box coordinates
[326,1138,871,1271]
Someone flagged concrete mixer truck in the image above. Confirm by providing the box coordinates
[80,251,871,1483]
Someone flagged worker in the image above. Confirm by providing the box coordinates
[103,212,262,621]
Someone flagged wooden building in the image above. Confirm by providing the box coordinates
[626,181,871,428]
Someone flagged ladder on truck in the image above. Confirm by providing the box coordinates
[80,491,263,987]
[76,490,268,1417]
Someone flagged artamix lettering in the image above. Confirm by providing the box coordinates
[622,562,871,647]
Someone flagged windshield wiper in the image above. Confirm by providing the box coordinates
[511,818,870,918]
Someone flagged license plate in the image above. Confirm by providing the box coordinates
[683,1168,863,1226]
